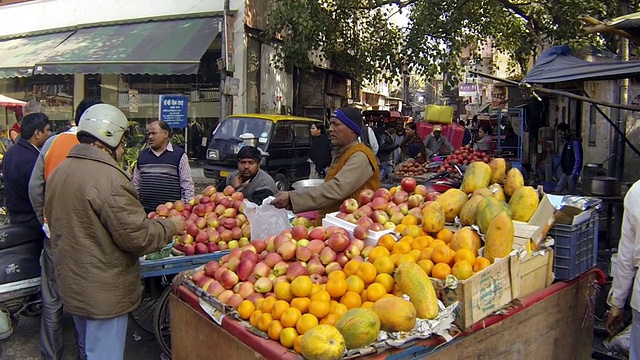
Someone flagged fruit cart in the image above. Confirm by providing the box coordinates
[131,251,229,357]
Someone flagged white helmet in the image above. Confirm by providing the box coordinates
[77,104,128,149]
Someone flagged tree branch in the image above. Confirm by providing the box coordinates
[345,0,421,11]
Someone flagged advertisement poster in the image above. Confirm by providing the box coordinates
[159,95,188,128]
[128,89,138,113]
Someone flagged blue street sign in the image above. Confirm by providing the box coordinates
[159,95,188,128]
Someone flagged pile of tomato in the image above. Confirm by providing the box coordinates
[438,145,490,172]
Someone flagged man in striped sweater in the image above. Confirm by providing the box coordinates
[133,120,195,213]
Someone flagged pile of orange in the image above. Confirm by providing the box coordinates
[373,228,492,281]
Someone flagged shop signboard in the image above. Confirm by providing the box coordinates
[159,95,188,128]
[128,89,138,113]
[458,83,477,97]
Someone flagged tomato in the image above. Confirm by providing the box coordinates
[463,160,469,165]
[483,157,489,162]
[464,145,471,150]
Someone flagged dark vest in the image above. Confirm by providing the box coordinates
[137,146,184,213]
[560,138,582,175]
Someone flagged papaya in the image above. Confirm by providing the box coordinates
[421,201,445,234]
[449,226,482,255]
[394,262,439,319]
[335,308,380,349]
[472,188,493,197]
[508,186,539,222]
[489,158,507,184]
[459,195,484,226]
[371,297,417,332]
[484,211,514,263]
[476,197,511,234]
[435,189,468,222]
[504,168,524,197]
[300,324,346,360]
[460,161,492,194]
[489,183,506,202]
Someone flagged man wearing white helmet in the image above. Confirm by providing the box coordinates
[44,104,185,360]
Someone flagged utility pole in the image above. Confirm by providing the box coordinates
[219,0,231,121]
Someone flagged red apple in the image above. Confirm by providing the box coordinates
[223,185,235,196]
[193,204,207,217]
[195,243,208,254]
[254,277,273,293]
[339,198,359,214]
[192,269,205,284]
[252,262,271,279]
[285,262,308,281]
[183,243,195,256]
[213,266,228,281]
[263,253,283,268]
[245,293,264,304]
[199,196,211,204]
[229,248,243,260]
[207,243,219,253]
[226,257,240,272]
[296,246,313,262]
[352,225,368,240]
[320,247,337,265]
[392,190,409,205]
[186,223,200,237]
[273,261,290,277]
[370,222,385,231]
[414,184,428,196]
[308,228,326,241]
[204,261,220,277]
[236,282,255,298]
[335,252,349,267]
[344,214,357,224]
[358,189,375,206]
[324,262,342,274]
[356,216,374,229]
[217,289,234,303]
[227,293,243,309]
[156,204,169,217]
[407,194,425,208]
[350,238,365,251]
[207,281,225,297]
[344,244,361,259]
[196,231,209,244]
[291,224,309,241]
[307,239,325,254]
[371,210,390,225]
[147,211,157,219]
[220,269,239,289]
[401,177,417,193]
[203,185,217,197]
[277,241,297,261]
[362,245,375,258]
[274,234,292,249]
[370,197,389,211]
[373,188,391,201]
[237,259,257,281]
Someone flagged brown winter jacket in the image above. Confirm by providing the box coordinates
[44,144,177,319]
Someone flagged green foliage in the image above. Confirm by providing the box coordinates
[171,134,185,147]
[267,0,640,83]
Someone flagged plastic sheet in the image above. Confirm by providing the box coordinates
[243,197,292,240]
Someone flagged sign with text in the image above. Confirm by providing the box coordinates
[159,95,188,128]
[458,83,478,97]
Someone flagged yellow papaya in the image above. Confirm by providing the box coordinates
[504,168,524,197]
[449,226,482,255]
[472,188,493,197]
[436,189,468,222]
[371,297,417,332]
[460,162,492,194]
[489,158,507,184]
[335,308,380,349]
[421,201,445,233]
[508,186,539,222]
[484,211,514,263]
[476,197,511,234]
[459,195,483,226]
[394,262,439,319]
[489,183,506,202]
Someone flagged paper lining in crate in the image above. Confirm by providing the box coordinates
[322,212,395,246]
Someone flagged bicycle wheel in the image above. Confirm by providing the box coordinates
[130,286,164,334]
[154,286,172,357]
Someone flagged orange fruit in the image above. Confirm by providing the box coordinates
[290,276,313,297]
[389,186,398,196]
[355,262,377,284]
[320,313,339,326]
[296,313,319,334]
[360,288,368,302]
[293,334,304,353]
[367,246,391,263]
[408,249,422,261]
[257,312,274,332]
[436,229,454,244]
[401,215,419,226]
[310,289,331,303]
[340,290,362,309]
[431,245,454,264]
[279,327,298,348]
[397,254,416,265]
[366,283,387,302]
[271,300,290,320]
[327,270,346,280]
[390,253,402,265]
[473,257,492,272]
[377,234,397,251]
[254,297,265,310]
[310,284,320,295]
[454,248,476,266]
[392,241,411,255]
[395,224,407,235]
[411,236,431,250]
[419,247,434,261]
[249,309,263,327]
[331,303,348,317]
[346,275,365,293]
[373,256,395,275]
[268,320,284,341]
[237,300,256,320]
[374,273,395,293]
[399,235,414,243]
[452,260,474,280]
[402,224,423,238]
[309,300,331,319]
[280,307,302,328]
[274,282,295,302]
[431,263,452,280]
[343,260,361,277]
[428,239,447,248]
[290,297,311,314]
[326,277,347,298]
[417,259,435,276]
[361,301,375,309]
[260,296,277,313]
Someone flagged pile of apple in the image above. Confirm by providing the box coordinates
[148,185,251,256]
[394,159,429,177]
[335,177,440,231]
[439,145,490,172]
[191,225,373,308]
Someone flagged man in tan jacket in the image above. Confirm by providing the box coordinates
[44,104,185,360]
[272,107,380,219]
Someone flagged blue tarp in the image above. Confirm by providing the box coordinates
[523,45,640,84]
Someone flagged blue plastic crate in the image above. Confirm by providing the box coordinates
[549,210,599,281]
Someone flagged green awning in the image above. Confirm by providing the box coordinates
[34,17,222,75]
[0,32,72,78]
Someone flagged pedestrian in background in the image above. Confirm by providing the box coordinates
[555,122,582,194]
[44,104,185,360]
[473,123,492,152]
[308,122,332,179]
[400,122,427,162]
[460,120,472,146]
[11,100,43,143]
[376,122,399,181]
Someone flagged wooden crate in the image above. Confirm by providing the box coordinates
[510,248,554,299]
[431,255,513,329]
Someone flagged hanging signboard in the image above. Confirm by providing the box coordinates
[225,15,235,72]
[459,83,477,97]
[159,95,188,128]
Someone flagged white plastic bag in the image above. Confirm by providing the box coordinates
[243,197,292,240]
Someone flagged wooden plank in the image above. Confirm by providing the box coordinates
[423,276,594,360]
[170,294,266,360]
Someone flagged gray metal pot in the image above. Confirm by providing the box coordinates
[589,176,618,196]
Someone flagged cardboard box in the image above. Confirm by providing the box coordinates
[513,194,556,248]
[510,248,554,299]
[322,212,394,246]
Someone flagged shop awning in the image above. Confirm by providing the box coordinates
[34,17,222,75]
[0,32,72,78]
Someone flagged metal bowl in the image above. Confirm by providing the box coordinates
[291,179,325,190]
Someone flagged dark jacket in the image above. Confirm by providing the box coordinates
[309,134,332,171]
[377,130,398,162]
[3,137,40,227]
[217,169,279,205]
[560,137,583,176]
[44,144,177,319]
